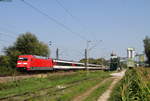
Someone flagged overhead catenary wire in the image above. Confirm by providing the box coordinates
[0,39,10,43]
[0,33,15,46]
[88,40,102,51]
[55,0,101,60]
[0,32,17,39]
[55,0,97,40]
[0,26,19,37]
[0,26,19,51]
[0,33,17,49]
[49,41,84,60]
[0,28,19,47]
[55,0,77,20]
[21,0,87,41]
[20,0,101,61]
[65,49,84,59]
[0,39,12,48]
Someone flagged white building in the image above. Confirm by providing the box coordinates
[127,48,135,59]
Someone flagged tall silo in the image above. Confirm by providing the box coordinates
[127,48,135,59]
[127,48,135,68]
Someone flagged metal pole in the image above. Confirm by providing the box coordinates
[85,48,87,69]
[84,40,102,70]
[86,40,91,70]
[48,41,52,57]
[56,48,59,59]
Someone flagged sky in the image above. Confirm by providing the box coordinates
[0,0,149,61]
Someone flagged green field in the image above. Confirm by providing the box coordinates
[0,70,112,101]
[109,67,150,101]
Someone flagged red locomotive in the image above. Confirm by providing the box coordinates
[16,55,103,71]
[17,55,53,71]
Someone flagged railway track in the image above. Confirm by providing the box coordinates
[0,71,76,83]
[0,75,105,101]
[0,68,108,83]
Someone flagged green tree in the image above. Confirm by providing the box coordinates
[14,32,49,56]
[4,47,21,68]
[2,32,50,68]
[143,36,150,66]
[0,55,10,67]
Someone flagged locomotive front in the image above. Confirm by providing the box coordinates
[16,55,32,71]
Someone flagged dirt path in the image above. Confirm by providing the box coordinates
[72,77,112,101]
[72,70,126,101]
[97,70,126,101]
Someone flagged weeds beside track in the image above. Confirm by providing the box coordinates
[0,71,110,101]
[109,67,150,101]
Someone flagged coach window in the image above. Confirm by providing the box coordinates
[57,62,71,66]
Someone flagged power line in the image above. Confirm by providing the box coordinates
[0,40,10,43]
[55,0,77,20]
[0,26,19,36]
[55,0,101,60]
[55,0,97,40]
[21,0,87,41]
[0,35,14,44]
[0,32,17,39]
[0,33,15,50]
[0,33,16,48]
[0,39,12,47]
[89,40,102,51]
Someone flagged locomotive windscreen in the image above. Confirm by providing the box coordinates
[18,58,28,61]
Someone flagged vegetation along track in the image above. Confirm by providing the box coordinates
[98,71,125,101]
[0,71,76,83]
[72,70,126,101]
[0,71,110,101]
[109,68,150,101]
[72,77,113,101]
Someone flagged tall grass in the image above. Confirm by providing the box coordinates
[109,68,150,101]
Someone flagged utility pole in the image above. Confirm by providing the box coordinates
[48,41,52,57]
[84,40,102,70]
[85,48,87,69]
[85,40,91,70]
[56,48,59,59]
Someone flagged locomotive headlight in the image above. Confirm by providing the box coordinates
[23,63,28,64]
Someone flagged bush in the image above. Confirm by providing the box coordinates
[0,66,18,76]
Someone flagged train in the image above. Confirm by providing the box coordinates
[16,55,104,71]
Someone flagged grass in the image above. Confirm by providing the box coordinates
[0,70,111,101]
[83,79,113,101]
[109,67,150,101]
[35,77,104,101]
[108,79,122,101]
